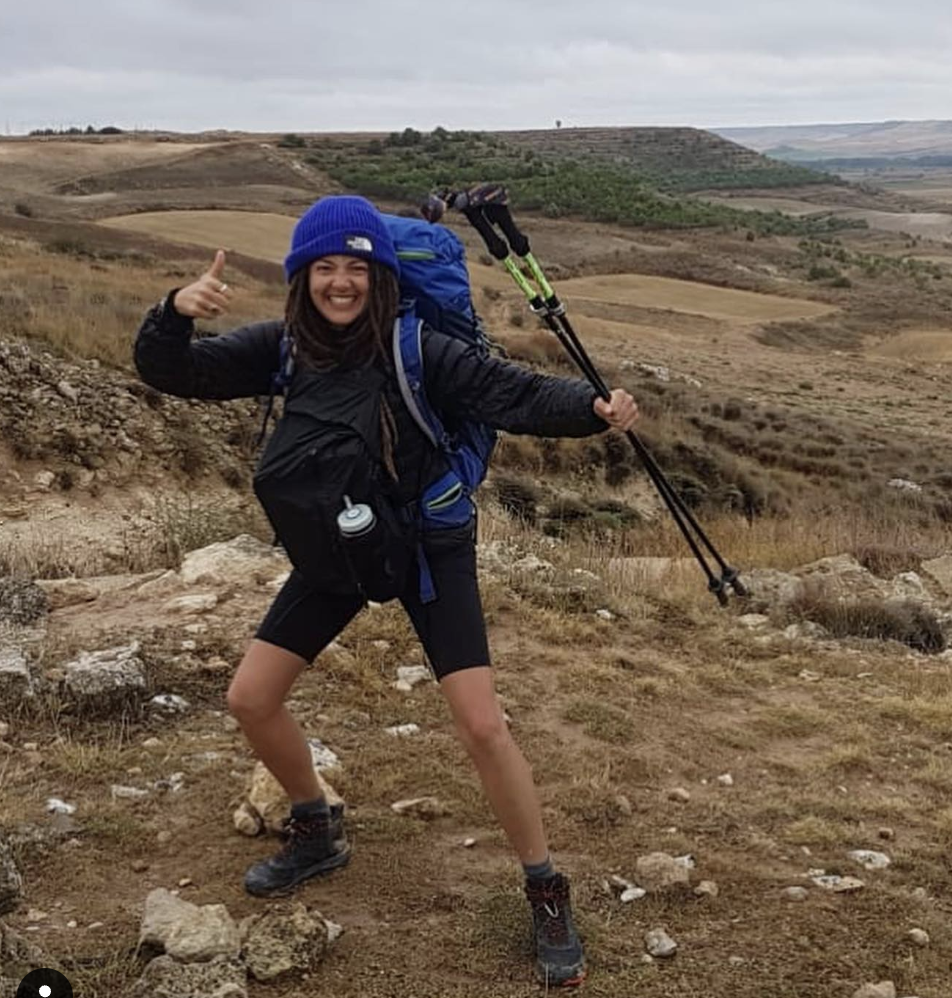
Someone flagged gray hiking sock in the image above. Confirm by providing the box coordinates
[523,855,556,882]
[290,797,331,819]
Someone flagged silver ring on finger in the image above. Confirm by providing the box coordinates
[219,283,228,293]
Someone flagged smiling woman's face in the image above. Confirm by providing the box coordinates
[308,255,370,326]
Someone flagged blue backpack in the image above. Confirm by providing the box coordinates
[264,215,498,602]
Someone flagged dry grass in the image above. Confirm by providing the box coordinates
[0,234,283,369]
[568,503,950,571]
[100,209,297,264]
[0,490,269,579]
[786,593,947,653]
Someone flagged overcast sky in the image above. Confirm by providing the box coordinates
[3,0,951,134]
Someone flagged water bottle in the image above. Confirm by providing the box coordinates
[337,495,376,541]
[337,495,396,600]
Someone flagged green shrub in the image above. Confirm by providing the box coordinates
[304,128,864,235]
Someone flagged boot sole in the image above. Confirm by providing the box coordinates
[537,964,587,988]
[244,844,351,898]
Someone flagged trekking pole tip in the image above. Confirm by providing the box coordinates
[708,577,729,607]
[722,567,748,598]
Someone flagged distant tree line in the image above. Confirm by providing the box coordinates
[29,125,124,136]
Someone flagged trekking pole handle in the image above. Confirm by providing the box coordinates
[463,206,509,261]
[489,204,531,257]
[420,193,448,224]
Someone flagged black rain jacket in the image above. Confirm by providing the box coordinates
[134,297,607,504]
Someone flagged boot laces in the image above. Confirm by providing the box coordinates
[529,884,570,944]
[277,814,326,856]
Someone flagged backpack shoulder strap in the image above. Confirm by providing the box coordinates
[256,325,295,448]
[392,308,448,451]
[275,325,295,391]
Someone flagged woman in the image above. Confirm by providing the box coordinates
[134,195,639,988]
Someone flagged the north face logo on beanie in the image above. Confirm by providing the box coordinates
[345,235,373,252]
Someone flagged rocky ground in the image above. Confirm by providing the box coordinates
[1,527,952,996]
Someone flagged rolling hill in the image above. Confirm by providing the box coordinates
[714,119,952,163]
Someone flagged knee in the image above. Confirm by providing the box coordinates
[455,706,510,756]
[226,682,279,723]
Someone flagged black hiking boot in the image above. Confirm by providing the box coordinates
[244,803,350,897]
[524,872,586,987]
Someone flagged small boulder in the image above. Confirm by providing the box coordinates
[129,954,247,998]
[240,902,329,982]
[391,796,448,819]
[242,760,342,836]
[138,888,241,962]
[62,641,146,713]
[852,983,896,998]
[0,646,37,706]
[163,594,219,615]
[848,849,891,871]
[907,927,930,947]
[180,534,289,587]
[393,665,431,690]
[739,568,804,612]
[635,852,691,892]
[644,927,677,958]
[811,874,865,893]
[795,554,887,602]
[34,578,100,610]
[0,578,48,626]
[737,613,770,629]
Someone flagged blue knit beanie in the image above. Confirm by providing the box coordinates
[284,195,399,282]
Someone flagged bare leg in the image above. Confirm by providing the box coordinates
[226,638,323,803]
[439,666,548,864]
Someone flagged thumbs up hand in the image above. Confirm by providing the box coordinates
[171,250,232,319]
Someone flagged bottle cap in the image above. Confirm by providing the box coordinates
[337,499,375,538]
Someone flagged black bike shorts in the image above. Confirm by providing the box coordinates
[254,519,491,680]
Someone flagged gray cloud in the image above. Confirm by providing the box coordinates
[3,0,951,132]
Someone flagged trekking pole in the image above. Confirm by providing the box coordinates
[423,187,746,605]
